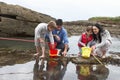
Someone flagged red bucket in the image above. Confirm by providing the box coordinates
[48,60,58,69]
[49,49,60,56]
[48,42,57,50]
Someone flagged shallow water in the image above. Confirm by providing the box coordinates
[0,36,120,80]
[0,37,35,50]
[0,60,120,80]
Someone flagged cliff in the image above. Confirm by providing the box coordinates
[0,2,120,37]
[0,2,55,37]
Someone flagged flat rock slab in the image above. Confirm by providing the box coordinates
[71,56,120,65]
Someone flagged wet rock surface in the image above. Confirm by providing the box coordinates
[0,2,55,37]
[0,48,120,66]
[0,48,35,66]
[71,55,120,66]
[64,21,120,37]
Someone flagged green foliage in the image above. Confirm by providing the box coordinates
[88,16,120,22]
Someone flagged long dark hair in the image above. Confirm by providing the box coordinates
[92,23,104,43]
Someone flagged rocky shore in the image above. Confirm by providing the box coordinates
[0,2,120,66]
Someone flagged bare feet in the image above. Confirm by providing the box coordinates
[34,53,40,58]
[61,51,67,57]
[33,53,40,63]
[62,52,67,57]
[62,53,67,57]
[102,51,106,58]
[102,55,106,58]
[40,55,45,58]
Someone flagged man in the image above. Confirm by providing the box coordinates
[34,21,57,60]
[53,19,69,56]
[47,19,69,56]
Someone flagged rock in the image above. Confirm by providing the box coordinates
[0,2,55,37]
[0,47,35,66]
[71,56,120,65]
[64,20,120,37]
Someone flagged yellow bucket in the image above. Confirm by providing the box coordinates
[80,65,90,76]
[81,47,91,58]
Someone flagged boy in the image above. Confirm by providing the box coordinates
[34,21,57,60]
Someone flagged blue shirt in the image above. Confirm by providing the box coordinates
[52,27,69,44]
[45,27,69,44]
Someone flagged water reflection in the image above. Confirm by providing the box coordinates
[76,64,109,80]
[33,58,68,80]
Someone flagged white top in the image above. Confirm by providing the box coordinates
[35,23,54,44]
[96,30,112,48]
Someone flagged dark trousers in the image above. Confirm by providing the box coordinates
[56,43,69,56]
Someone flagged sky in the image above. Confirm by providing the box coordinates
[0,0,120,21]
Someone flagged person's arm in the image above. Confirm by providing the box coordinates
[53,34,61,42]
[62,30,69,56]
[87,40,94,47]
[48,31,54,44]
[78,35,86,47]
[48,31,55,49]
[64,44,68,52]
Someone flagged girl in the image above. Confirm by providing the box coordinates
[78,26,93,56]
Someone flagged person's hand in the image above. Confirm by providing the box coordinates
[91,46,96,50]
[83,44,86,47]
[34,53,40,59]
[62,51,67,57]
[39,38,44,43]
[49,42,57,49]
[50,43,56,49]
[54,35,60,41]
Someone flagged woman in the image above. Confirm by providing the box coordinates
[91,23,112,58]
